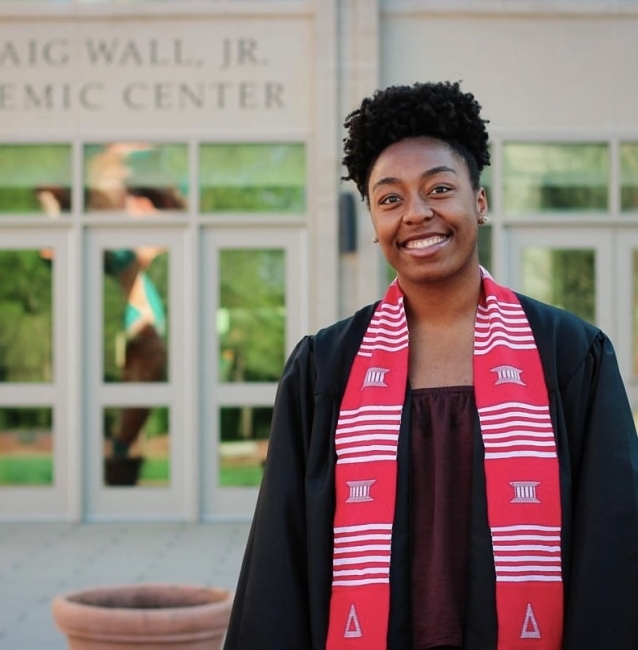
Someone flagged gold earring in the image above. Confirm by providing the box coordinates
[372,236,379,243]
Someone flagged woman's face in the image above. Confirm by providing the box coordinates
[367,136,487,293]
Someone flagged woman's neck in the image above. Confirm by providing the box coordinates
[401,267,482,389]
[400,266,482,329]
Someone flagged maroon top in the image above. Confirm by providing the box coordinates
[410,386,475,650]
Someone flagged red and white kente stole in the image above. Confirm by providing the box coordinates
[326,270,563,650]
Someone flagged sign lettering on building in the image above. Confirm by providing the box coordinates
[0,20,311,131]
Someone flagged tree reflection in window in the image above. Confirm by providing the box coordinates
[503,143,608,214]
[522,247,595,325]
[200,144,305,213]
[218,249,285,383]
[0,250,53,382]
[0,407,53,486]
[621,143,638,212]
[0,145,71,215]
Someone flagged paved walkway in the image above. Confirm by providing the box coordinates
[0,522,251,650]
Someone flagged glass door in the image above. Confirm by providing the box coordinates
[613,229,638,424]
[84,228,188,520]
[507,226,638,431]
[201,228,306,519]
[505,227,614,339]
[0,229,71,518]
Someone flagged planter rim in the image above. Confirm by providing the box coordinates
[52,582,233,639]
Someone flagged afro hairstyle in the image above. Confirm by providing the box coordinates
[342,81,490,200]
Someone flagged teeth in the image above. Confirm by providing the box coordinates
[405,235,447,249]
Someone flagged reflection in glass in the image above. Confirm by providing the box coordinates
[0,407,53,486]
[0,145,71,215]
[84,143,188,213]
[621,143,638,212]
[103,406,169,487]
[478,225,492,274]
[0,250,53,382]
[218,249,285,382]
[200,143,305,213]
[219,406,273,487]
[481,154,492,207]
[503,143,608,214]
[522,247,595,324]
[632,251,638,376]
[103,249,168,383]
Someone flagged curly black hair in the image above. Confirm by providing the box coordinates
[342,81,491,199]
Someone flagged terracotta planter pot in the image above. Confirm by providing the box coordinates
[51,583,233,649]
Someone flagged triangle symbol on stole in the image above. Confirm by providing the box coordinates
[344,603,363,638]
[520,602,542,639]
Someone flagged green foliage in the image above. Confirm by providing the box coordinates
[552,250,595,323]
[503,143,609,213]
[538,185,607,211]
[0,144,72,214]
[0,251,53,382]
[477,225,492,272]
[219,464,263,487]
[219,249,285,382]
[220,407,273,442]
[0,456,53,485]
[144,407,169,437]
[621,187,638,211]
[199,143,305,213]
[0,188,47,214]
[200,186,304,213]
[139,458,169,484]
[103,407,169,440]
[621,143,638,212]
[0,407,52,430]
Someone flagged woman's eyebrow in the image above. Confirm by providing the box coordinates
[371,165,457,192]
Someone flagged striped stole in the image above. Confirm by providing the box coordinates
[326,270,563,650]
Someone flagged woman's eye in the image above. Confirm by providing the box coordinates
[379,195,401,205]
[431,185,451,195]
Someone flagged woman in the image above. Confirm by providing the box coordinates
[224,82,638,649]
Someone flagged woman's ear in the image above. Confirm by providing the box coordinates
[476,186,488,215]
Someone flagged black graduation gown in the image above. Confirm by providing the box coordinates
[223,294,638,650]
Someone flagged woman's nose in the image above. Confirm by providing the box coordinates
[402,193,433,224]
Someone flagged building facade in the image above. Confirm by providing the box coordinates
[1,0,637,522]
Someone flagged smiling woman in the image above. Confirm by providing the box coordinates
[367,137,487,299]
[224,81,638,650]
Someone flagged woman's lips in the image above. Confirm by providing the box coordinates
[403,234,450,250]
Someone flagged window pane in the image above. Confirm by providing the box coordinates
[478,225,492,274]
[632,250,638,376]
[103,249,168,383]
[0,407,53,486]
[621,143,638,212]
[219,406,273,487]
[84,143,188,213]
[0,250,53,382]
[0,145,71,215]
[218,249,285,382]
[521,247,595,324]
[200,143,305,213]
[503,143,608,214]
[104,406,169,487]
